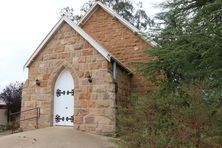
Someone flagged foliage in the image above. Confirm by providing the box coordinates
[0,82,22,114]
[61,0,153,30]
[117,83,222,147]
[117,0,222,147]
[144,0,222,88]
[60,7,82,21]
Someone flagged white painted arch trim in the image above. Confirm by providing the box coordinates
[77,1,158,47]
[24,16,112,69]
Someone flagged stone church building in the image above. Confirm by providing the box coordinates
[21,2,156,135]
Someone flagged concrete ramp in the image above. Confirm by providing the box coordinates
[0,127,115,148]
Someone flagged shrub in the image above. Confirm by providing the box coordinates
[117,83,222,147]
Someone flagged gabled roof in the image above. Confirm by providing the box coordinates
[24,16,132,74]
[24,16,111,68]
[77,2,157,47]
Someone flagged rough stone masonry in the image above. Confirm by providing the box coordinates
[21,4,153,136]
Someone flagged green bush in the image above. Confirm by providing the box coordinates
[117,83,222,147]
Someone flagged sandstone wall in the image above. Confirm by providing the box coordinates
[81,7,154,94]
[21,22,116,135]
[115,65,131,108]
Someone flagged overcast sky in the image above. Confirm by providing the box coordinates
[0,0,163,91]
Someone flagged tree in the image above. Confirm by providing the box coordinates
[60,7,81,21]
[61,0,153,30]
[145,0,222,86]
[117,0,222,147]
[0,82,22,114]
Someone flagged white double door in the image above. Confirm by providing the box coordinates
[54,70,74,126]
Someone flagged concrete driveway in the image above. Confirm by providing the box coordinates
[0,127,116,148]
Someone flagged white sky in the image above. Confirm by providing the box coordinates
[0,0,163,91]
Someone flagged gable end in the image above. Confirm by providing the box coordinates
[24,17,112,69]
[78,2,157,47]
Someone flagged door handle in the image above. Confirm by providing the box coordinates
[66,116,74,122]
[55,115,64,123]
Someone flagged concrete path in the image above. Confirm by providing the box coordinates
[0,127,116,148]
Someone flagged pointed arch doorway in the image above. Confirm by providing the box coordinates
[53,69,74,126]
